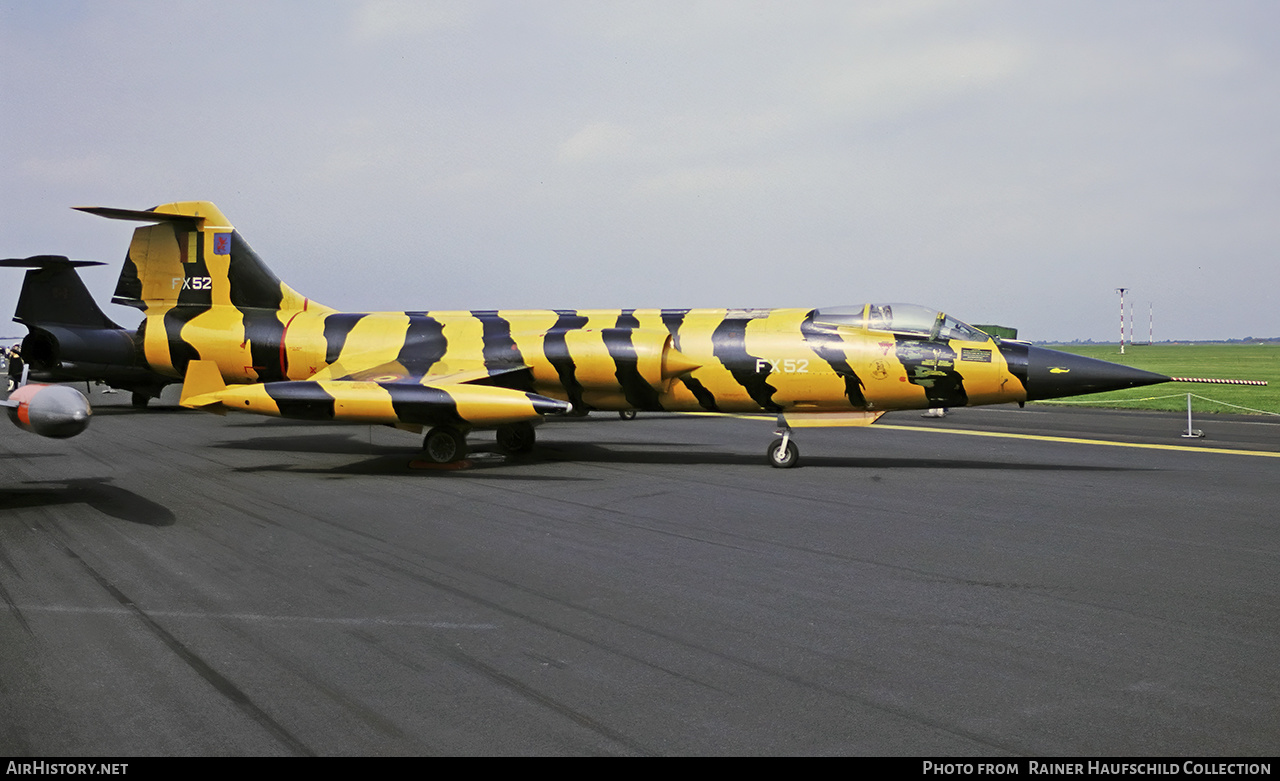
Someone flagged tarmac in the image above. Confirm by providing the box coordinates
[1,386,1277,756]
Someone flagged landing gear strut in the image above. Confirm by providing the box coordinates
[422,426,468,464]
[767,426,800,468]
[495,422,536,454]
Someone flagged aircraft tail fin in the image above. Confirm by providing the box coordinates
[0,256,119,329]
[77,202,330,314]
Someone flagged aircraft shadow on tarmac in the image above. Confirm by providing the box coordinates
[231,457,594,480]
[209,431,1152,475]
[0,477,176,526]
[535,443,1156,472]
[212,432,407,455]
[207,431,584,478]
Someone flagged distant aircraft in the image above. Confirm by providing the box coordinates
[0,256,172,406]
[11,201,1182,466]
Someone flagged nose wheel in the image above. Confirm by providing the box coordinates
[767,428,800,468]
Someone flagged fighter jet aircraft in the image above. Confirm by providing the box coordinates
[14,201,1182,466]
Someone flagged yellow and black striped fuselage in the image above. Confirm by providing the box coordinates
[142,303,1028,423]
[81,201,1030,427]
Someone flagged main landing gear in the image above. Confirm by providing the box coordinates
[422,426,468,464]
[767,426,800,469]
[420,422,540,464]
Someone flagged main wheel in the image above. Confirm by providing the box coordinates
[495,422,536,454]
[618,410,637,420]
[423,427,468,464]
[131,392,150,409]
[767,438,800,468]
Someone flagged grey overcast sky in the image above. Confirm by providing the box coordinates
[2,1,1277,341]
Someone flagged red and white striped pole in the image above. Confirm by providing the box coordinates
[1116,288,1128,354]
[1171,377,1268,385]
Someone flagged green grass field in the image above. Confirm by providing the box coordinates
[1032,343,1280,415]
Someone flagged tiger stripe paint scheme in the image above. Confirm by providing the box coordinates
[79,201,1172,467]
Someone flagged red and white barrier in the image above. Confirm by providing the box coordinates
[1170,377,1268,386]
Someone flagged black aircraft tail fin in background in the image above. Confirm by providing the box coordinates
[0,256,121,330]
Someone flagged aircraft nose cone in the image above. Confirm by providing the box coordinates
[1022,345,1170,401]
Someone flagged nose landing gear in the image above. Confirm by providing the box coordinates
[767,426,799,468]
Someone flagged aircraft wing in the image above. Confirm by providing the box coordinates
[181,359,569,429]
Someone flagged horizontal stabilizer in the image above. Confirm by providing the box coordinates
[74,206,203,227]
[0,255,105,269]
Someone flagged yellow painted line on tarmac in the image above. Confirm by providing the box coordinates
[677,411,1280,458]
[872,424,1280,459]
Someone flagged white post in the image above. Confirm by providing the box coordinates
[1182,393,1203,438]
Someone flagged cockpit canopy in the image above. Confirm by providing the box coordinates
[812,303,991,342]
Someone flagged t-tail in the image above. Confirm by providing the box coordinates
[77,202,328,314]
[77,202,334,383]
